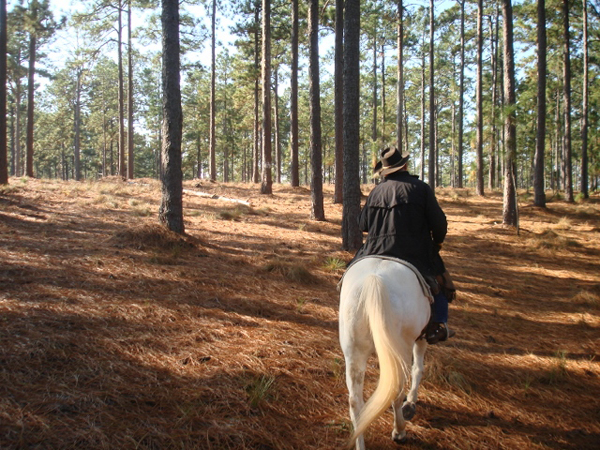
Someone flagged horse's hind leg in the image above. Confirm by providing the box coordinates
[391,390,409,444]
[406,339,427,412]
[392,339,427,442]
[344,348,369,450]
[394,339,428,425]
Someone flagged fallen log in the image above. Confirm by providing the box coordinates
[183,189,251,206]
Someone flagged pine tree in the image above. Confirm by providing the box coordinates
[260,0,272,194]
[0,0,7,184]
[22,0,61,178]
[342,0,362,251]
[475,0,484,196]
[308,0,324,220]
[502,0,518,227]
[159,0,184,234]
[533,0,547,207]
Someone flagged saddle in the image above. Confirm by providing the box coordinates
[425,270,457,303]
[339,255,434,303]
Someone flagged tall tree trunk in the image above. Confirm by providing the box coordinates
[420,32,426,181]
[309,0,324,220]
[428,0,435,190]
[435,100,440,186]
[502,0,518,227]
[381,45,386,144]
[102,109,107,177]
[74,69,81,181]
[159,0,184,234]
[396,0,403,153]
[14,78,21,176]
[117,1,125,179]
[475,0,484,196]
[489,10,499,190]
[253,3,260,183]
[127,0,134,179]
[451,90,456,187]
[342,0,362,251]
[554,90,561,191]
[209,0,217,181]
[333,0,343,202]
[291,0,300,187]
[25,28,36,178]
[260,0,272,194]
[196,133,201,179]
[0,0,7,184]
[581,0,589,198]
[457,0,465,188]
[274,65,281,183]
[371,33,378,156]
[533,0,547,207]
[562,0,573,202]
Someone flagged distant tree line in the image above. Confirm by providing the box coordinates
[1,0,599,235]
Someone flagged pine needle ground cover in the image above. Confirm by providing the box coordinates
[0,178,598,449]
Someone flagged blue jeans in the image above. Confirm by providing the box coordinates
[432,291,449,323]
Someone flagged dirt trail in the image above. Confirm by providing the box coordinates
[0,178,599,449]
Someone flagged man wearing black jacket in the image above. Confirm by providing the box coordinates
[353,147,454,344]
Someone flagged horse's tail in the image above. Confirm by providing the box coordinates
[350,274,411,443]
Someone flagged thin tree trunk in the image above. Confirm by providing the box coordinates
[274,65,281,183]
[74,69,81,181]
[333,0,343,202]
[196,133,201,179]
[253,2,260,183]
[342,0,362,251]
[420,33,426,181]
[159,0,184,233]
[102,109,107,177]
[396,0,403,153]
[291,0,300,187]
[451,93,456,187]
[428,0,435,190]
[209,0,217,181]
[0,0,7,184]
[554,90,561,192]
[489,10,499,190]
[581,0,589,198]
[260,0,272,194]
[372,33,378,155]
[475,0,484,196]
[435,100,440,186]
[308,0,324,220]
[457,0,465,188]
[502,0,518,227]
[533,0,546,207]
[381,44,386,143]
[562,0,573,202]
[127,0,134,179]
[25,23,36,177]
[14,78,21,176]
[118,1,125,179]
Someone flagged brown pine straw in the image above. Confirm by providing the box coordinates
[0,178,599,449]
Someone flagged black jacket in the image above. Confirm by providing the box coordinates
[353,171,447,277]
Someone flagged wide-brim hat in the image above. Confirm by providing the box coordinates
[373,147,410,177]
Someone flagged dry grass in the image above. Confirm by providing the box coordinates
[0,178,599,449]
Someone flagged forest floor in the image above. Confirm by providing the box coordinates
[0,177,599,450]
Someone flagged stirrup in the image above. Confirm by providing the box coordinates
[426,323,454,345]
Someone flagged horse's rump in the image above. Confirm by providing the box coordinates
[339,257,431,448]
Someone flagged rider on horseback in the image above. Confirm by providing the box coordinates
[353,147,456,344]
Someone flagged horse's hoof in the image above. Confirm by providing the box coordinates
[392,430,408,444]
[402,401,416,421]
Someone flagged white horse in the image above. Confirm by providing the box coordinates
[339,256,432,449]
